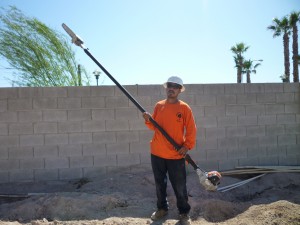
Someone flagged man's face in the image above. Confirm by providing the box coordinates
[166,82,182,98]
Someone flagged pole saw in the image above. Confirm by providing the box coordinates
[61,23,221,191]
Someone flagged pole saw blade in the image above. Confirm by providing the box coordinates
[62,23,84,47]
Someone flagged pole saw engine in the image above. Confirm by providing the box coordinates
[196,169,222,191]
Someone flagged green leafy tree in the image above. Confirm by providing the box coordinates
[289,11,300,82]
[242,59,262,83]
[267,16,291,82]
[231,43,250,83]
[0,6,90,87]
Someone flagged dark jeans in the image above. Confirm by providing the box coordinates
[151,154,191,214]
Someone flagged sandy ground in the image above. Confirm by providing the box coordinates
[0,166,299,225]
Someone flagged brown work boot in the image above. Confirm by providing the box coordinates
[150,209,168,221]
[179,213,191,225]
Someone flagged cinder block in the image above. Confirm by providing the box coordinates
[258,156,279,166]
[33,98,57,109]
[217,95,236,105]
[246,126,265,137]
[92,109,115,120]
[286,145,300,155]
[18,111,42,122]
[10,169,34,182]
[246,105,265,115]
[69,133,93,144]
[34,169,58,181]
[115,108,139,120]
[91,86,115,97]
[82,143,106,155]
[106,96,129,108]
[115,85,137,96]
[43,110,67,122]
[18,87,43,98]
[184,84,204,95]
[129,96,152,108]
[9,123,32,135]
[277,114,296,124]
[8,98,32,111]
[244,84,264,93]
[130,142,148,153]
[129,119,147,131]
[217,138,238,149]
[82,97,105,108]
[0,88,18,99]
[93,132,116,144]
[217,116,237,127]
[224,84,244,94]
[195,95,216,106]
[140,152,151,164]
[226,105,245,116]
[0,112,18,122]
[45,157,69,169]
[238,157,259,167]
[206,149,227,160]
[238,137,259,148]
[237,94,256,104]
[137,85,163,96]
[197,138,217,150]
[58,98,81,109]
[0,172,9,183]
[259,136,278,147]
[218,159,239,171]
[279,156,298,165]
[68,109,91,121]
[285,104,300,113]
[203,84,225,94]
[106,120,129,131]
[204,106,226,116]
[9,146,33,159]
[283,83,299,92]
[265,104,284,115]
[199,117,217,128]
[0,136,19,147]
[266,146,287,156]
[266,125,285,136]
[278,135,297,146]
[43,87,67,97]
[178,95,194,105]
[45,134,68,145]
[0,99,7,112]
[226,127,246,137]
[70,156,93,168]
[237,116,257,126]
[276,93,295,103]
[94,154,117,167]
[0,159,19,170]
[34,122,57,134]
[227,148,247,159]
[34,145,58,158]
[206,128,225,138]
[20,158,44,169]
[59,168,82,180]
[139,130,153,142]
[82,121,106,132]
[247,147,267,157]
[67,86,90,97]
[264,84,283,93]
[20,134,44,146]
[59,144,83,157]
[258,115,277,125]
[58,121,82,133]
[106,143,129,154]
[0,147,8,159]
[116,131,139,143]
[117,153,140,167]
[285,124,300,134]
[256,93,276,103]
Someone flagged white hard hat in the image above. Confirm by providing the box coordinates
[163,76,185,92]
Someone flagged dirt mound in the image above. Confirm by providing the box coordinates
[0,168,299,225]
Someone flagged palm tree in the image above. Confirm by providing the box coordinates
[242,59,262,83]
[267,16,291,82]
[289,11,300,82]
[231,43,250,83]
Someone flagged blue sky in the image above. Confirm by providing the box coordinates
[0,0,299,87]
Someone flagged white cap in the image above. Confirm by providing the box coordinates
[163,76,185,92]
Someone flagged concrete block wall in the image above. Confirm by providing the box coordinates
[0,83,299,183]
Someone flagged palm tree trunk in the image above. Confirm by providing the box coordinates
[292,25,299,82]
[283,33,290,82]
[246,72,251,83]
[237,59,243,83]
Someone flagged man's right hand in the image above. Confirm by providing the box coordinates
[142,112,151,122]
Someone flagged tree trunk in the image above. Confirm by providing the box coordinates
[292,25,299,82]
[283,33,290,82]
[246,72,251,83]
[237,59,242,83]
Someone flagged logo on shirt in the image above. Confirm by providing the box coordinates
[176,112,182,122]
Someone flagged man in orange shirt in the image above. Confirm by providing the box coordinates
[143,76,197,225]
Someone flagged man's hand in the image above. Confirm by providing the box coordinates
[178,146,189,156]
[142,112,151,122]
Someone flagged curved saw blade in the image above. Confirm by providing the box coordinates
[62,23,84,47]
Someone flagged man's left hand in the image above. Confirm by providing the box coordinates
[178,146,189,156]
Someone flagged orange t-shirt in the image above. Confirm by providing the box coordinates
[145,99,197,159]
